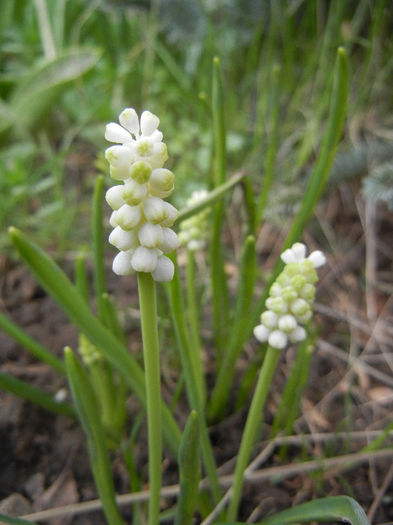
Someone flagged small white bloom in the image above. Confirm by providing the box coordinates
[149,168,175,191]
[143,197,168,224]
[308,250,326,268]
[288,326,307,343]
[268,330,287,350]
[260,310,278,329]
[160,202,179,227]
[130,161,152,184]
[130,246,158,272]
[119,107,139,135]
[105,123,132,144]
[112,251,134,276]
[290,298,310,317]
[109,211,118,228]
[109,226,138,251]
[140,110,160,136]
[114,204,142,230]
[105,185,124,210]
[105,145,134,167]
[278,314,297,333]
[291,242,307,261]
[138,223,164,248]
[152,255,174,282]
[122,179,147,206]
[160,228,179,253]
[253,324,270,343]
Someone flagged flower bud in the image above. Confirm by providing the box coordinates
[290,298,310,317]
[130,246,158,272]
[105,123,132,144]
[160,228,179,253]
[112,251,134,276]
[119,107,139,135]
[160,202,179,227]
[266,296,287,314]
[152,255,174,282]
[278,314,297,333]
[105,185,124,210]
[143,197,167,224]
[130,161,152,184]
[268,330,287,350]
[138,223,164,248]
[140,110,160,136]
[288,326,307,343]
[253,324,270,343]
[114,204,142,230]
[122,179,147,206]
[260,310,278,329]
[109,226,138,251]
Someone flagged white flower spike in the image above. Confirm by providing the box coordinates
[105,108,179,282]
[254,242,326,350]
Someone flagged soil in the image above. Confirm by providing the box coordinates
[1,181,393,524]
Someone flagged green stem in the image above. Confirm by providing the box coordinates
[92,175,107,320]
[137,272,162,525]
[227,346,281,521]
[186,249,206,406]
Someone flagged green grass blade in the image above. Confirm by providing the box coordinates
[177,172,245,225]
[75,253,90,304]
[0,371,75,418]
[64,347,124,525]
[92,175,107,319]
[258,496,371,525]
[0,514,38,525]
[175,411,200,525]
[8,227,181,456]
[0,311,65,375]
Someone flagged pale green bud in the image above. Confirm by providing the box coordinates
[290,298,310,317]
[130,161,152,184]
[122,179,147,206]
[281,286,297,303]
[266,296,288,314]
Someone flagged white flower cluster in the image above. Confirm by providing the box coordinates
[253,243,326,350]
[178,189,210,251]
[104,108,179,282]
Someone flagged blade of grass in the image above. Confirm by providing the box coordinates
[92,175,107,320]
[0,371,75,418]
[210,57,230,356]
[175,411,200,525]
[0,311,65,375]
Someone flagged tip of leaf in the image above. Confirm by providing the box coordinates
[338,46,346,57]
[64,346,73,357]
[8,226,17,235]
[213,56,220,65]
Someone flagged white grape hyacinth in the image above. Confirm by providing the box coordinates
[178,189,210,251]
[105,108,179,282]
[253,243,326,350]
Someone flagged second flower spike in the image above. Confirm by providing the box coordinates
[105,108,179,282]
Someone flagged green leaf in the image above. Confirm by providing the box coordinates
[7,49,100,133]
[0,514,37,525]
[0,371,75,418]
[64,347,124,525]
[218,496,370,525]
[258,496,371,525]
[175,411,200,525]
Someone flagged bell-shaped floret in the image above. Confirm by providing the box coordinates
[105,123,132,144]
[112,251,134,276]
[130,161,152,184]
[138,223,164,249]
[268,330,287,350]
[260,310,278,330]
[122,179,147,206]
[119,108,139,136]
[114,204,142,230]
[159,228,179,253]
[278,314,298,333]
[253,324,270,343]
[152,255,174,282]
[140,110,160,136]
[130,246,158,272]
[109,227,138,251]
[105,185,124,210]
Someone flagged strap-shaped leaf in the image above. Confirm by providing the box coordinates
[218,496,370,525]
[0,514,37,525]
[259,496,371,525]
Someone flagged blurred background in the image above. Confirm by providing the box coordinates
[0,0,392,256]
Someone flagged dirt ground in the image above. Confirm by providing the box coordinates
[0,181,393,524]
